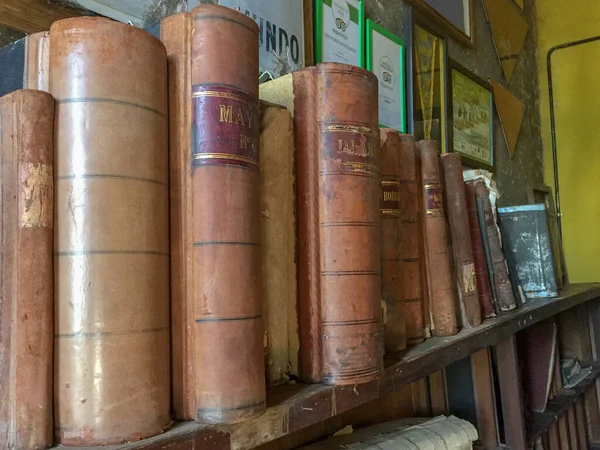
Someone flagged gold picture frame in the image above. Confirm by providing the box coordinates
[407,0,474,47]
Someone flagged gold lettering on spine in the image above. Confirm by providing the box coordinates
[337,139,375,158]
[219,105,233,123]
[235,109,245,125]
[383,191,401,202]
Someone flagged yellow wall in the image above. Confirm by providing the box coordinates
[537,1,600,282]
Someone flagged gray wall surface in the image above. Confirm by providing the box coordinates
[366,0,543,206]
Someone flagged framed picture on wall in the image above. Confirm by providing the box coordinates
[366,20,407,132]
[314,0,365,67]
[406,0,474,47]
[413,21,447,152]
[448,61,494,171]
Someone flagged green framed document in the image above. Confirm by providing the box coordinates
[366,20,407,132]
[315,0,365,66]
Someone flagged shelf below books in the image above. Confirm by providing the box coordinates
[528,361,600,444]
[52,284,600,450]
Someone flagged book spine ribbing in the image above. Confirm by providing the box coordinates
[190,4,266,424]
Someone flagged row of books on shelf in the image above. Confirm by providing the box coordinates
[0,4,564,449]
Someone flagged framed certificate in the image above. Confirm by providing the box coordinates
[448,60,494,171]
[366,20,407,132]
[314,0,364,67]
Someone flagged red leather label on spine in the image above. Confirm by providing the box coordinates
[321,125,379,176]
[424,183,442,216]
[192,85,259,171]
[381,180,401,216]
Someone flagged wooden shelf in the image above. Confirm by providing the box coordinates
[528,362,600,444]
[53,283,600,450]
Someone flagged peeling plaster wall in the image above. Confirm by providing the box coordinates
[366,0,543,206]
[0,27,26,47]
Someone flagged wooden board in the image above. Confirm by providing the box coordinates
[428,370,448,415]
[260,102,298,384]
[495,335,527,450]
[482,0,529,82]
[0,0,85,33]
[472,348,500,448]
[490,79,525,159]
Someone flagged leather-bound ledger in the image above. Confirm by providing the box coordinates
[51,17,171,445]
[261,72,322,383]
[417,140,458,337]
[0,89,54,450]
[260,64,384,385]
[160,11,195,421]
[262,72,323,383]
[191,5,266,424]
[468,179,517,312]
[441,154,482,328]
[309,64,383,385]
[24,32,50,92]
[465,183,495,318]
[398,134,425,345]
[380,129,407,353]
[260,101,299,385]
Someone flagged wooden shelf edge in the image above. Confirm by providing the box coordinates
[52,283,600,450]
[527,361,600,444]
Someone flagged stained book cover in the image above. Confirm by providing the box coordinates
[397,134,425,346]
[380,129,407,353]
[260,101,299,384]
[468,179,516,312]
[51,17,171,445]
[191,4,266,424]
[160,11,195,421]
[498,204,558,299]
[418,140,458,337]
[261,63,384,385]
[441,153,481,328]
[0,89,54,450]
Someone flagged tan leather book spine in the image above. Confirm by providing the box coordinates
[315,63,383,385]
[441,153,482,328]
[380,129,407,353]
[398,134,425,345]
[160,11,195,421]
[470,179,517,312]
[417,140,458,336]
[0,89,54,450]
[292,70,323,383]
[259,101,298,385]
[465,182,495,318]
[259,74,322,383]
[24,32,50,91]
[191,5,266,424]
[51,17,171,445]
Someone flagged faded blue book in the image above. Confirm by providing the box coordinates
[498,204,558,298]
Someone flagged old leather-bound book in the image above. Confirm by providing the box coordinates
[380,129,407,353]
[259,64,383,384]
[260,101,298,385]
[441,154,482,328]
[418,140,458,336]
[261,73,323,383]
[465,182,495,318]
[51,17,171,444]
[398,134,425,345]
[191,5,266,424]
[468,179,517,312]
[0,89,54,450]
[313,63,383,384]
[160,11,195,421]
